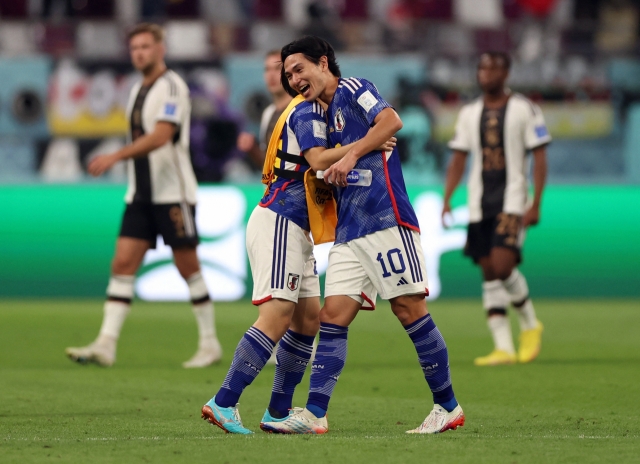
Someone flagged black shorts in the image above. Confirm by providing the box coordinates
[464,213,523,264]
[119,202,199,249]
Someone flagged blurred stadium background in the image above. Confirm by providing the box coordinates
[0,0,638,301]
[1,1,640,462]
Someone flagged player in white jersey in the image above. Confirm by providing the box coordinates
[444,52,551,366]
[65,23,221,368]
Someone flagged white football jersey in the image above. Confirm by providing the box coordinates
[124,69,197,205]
[449,93,551,222]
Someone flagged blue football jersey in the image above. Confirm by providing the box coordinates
[327,77,420,243]
[260,101,328,231]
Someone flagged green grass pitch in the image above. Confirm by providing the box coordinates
[1,299,639,463]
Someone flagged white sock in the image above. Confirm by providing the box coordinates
[515,299,538,331]
[97,275,135,345]
[98,301,130,345]
[487,315,515,354]
[187,271,217,346]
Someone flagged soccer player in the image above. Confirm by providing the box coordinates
[237,50,295,366]
[65,23,221,368]
[261,36,464,435]
[237,50,294,170]
[443,52,550,366]
[200,64,397,434]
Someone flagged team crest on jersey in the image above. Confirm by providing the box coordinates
[287,273,300,291]
[334,108,346,132]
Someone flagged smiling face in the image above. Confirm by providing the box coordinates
[477,54,509,95]
[283,53,329,102]
[129,32,164,75]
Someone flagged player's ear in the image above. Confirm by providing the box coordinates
[319,56,328,71]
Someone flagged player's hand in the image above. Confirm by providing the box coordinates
[237,132,256,152]
[376,137,397,152]
[88,154,119,177]
[441,202,453,228]
[523,205,540,227]
[324,152,357,187]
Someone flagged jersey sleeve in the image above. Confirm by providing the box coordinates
[155,80,184,126]
[348,78,392,126]
[291,104,329,152]
[448,106,472,151]
[524,103,552,149]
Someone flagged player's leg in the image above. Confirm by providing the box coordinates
[260,243,369,434]
[475,253,516,365]
[171,245,222,368]
[202,208,305,433]
[66,236,150,366]
[155,203,222,367]
[202,298,293,434]
[467,218,516,365]
[265,254,321,422]
[493,247,543,363]
[354,227,463,434]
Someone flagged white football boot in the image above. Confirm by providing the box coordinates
[183,337,222,368]
[65,340,116,367]
[406,404,465,434]
[260,407,328,434]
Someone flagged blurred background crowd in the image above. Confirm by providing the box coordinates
[1,0,639,185]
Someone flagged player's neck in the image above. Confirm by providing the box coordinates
[483,88,510,108]
[318,76,339,106]
[273,92,292,111]
[142,62,167,87]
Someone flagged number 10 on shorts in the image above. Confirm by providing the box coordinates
[376,248,406,278]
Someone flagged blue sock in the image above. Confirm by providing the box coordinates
[268,330,315,418]
[306,323,348,418]
[405,314,457,412]
[215,326,275,408]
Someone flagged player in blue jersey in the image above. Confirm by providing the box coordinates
[201,72,397,434]
[261,36,464,435]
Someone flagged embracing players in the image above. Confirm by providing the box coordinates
[200,46,396,433]
[261,36,464,435]
[443,52,550,366]
[65,23,221,368]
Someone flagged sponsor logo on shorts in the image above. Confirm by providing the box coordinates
[397,277,409,286]
[287,273,300,291]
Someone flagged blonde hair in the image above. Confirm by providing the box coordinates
[128,23,164,43]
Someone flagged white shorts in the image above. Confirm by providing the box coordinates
[324,226,428,309]
[246,206,320,305]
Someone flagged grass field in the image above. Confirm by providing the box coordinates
[1,299,639,463]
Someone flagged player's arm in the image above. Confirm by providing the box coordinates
[442,150,468,227]
[88,122,176,176]
[523,145,547,227]
[304,137,397,172]
[323,108,402,186]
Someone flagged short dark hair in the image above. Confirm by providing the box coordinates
[480,51,511,70]
[280,36,341,97]
[128,23,164,43]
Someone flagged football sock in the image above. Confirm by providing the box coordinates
[404,314,456,411]
[483,280,515,353]
[306,323,349,418]
[97,275,134,344]
[503,269,538,331]
[268,330,315,419]
[487,313,515,354]
[187,271,217,346]
[215,326,275,408]
[513,298,538,331]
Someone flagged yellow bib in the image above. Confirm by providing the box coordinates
[261,96,337,244]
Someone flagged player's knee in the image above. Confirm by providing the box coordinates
[493,263,514,281]
[111,255,138,275]
[391,295,427,326]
